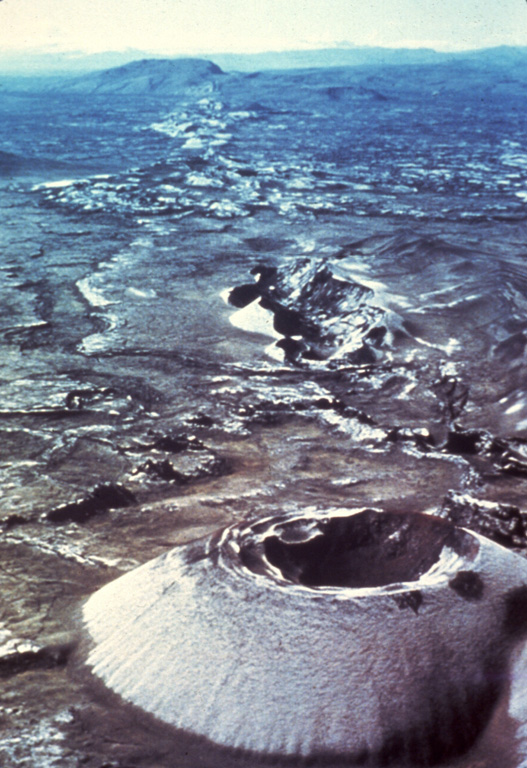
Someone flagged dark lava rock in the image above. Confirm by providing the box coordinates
[140,459,187,483]
[443,428,527,477]
[444,428,486,455]
[251,263,278,283]
[387,427,435,452]
[275,336,308,362]
[0,642,73,679]
[366,325,388,347]
[188,412,215,428]
[138,455,231,486]
[259,298,308,336]
[499,453,527,478]
[439,490,527,549]
[3,513,29,529]
[238,392,374,430]
[228,283,261,308]
[122,433,206,454]
[433,375,469,422]
[65,387,117,410]
[347,342,378,365]
[153,434,206,453]
[46,483,136,524]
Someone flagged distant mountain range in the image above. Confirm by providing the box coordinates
[1,46,526,100]
[0,44,526,78]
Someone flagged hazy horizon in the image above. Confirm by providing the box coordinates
[1,0,526,59]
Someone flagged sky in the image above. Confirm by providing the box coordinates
[0,0,526,56]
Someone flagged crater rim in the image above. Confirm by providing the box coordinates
[226,508,479,593]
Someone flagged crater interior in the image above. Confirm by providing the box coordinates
[257,510,474,589]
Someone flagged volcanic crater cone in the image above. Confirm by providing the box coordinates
[83,508,527,764]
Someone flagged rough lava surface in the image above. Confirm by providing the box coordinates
[0,52,527,766]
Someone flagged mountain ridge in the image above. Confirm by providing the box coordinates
[57,57,224,95]
[0,44,526,78]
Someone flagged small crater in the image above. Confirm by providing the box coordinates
[260,511,473,589]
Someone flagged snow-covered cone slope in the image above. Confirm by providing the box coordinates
[83,509,527,763]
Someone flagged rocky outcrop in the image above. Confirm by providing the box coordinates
[228,257,399,364]
[439,490,527,550]
[46,483,136,524]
